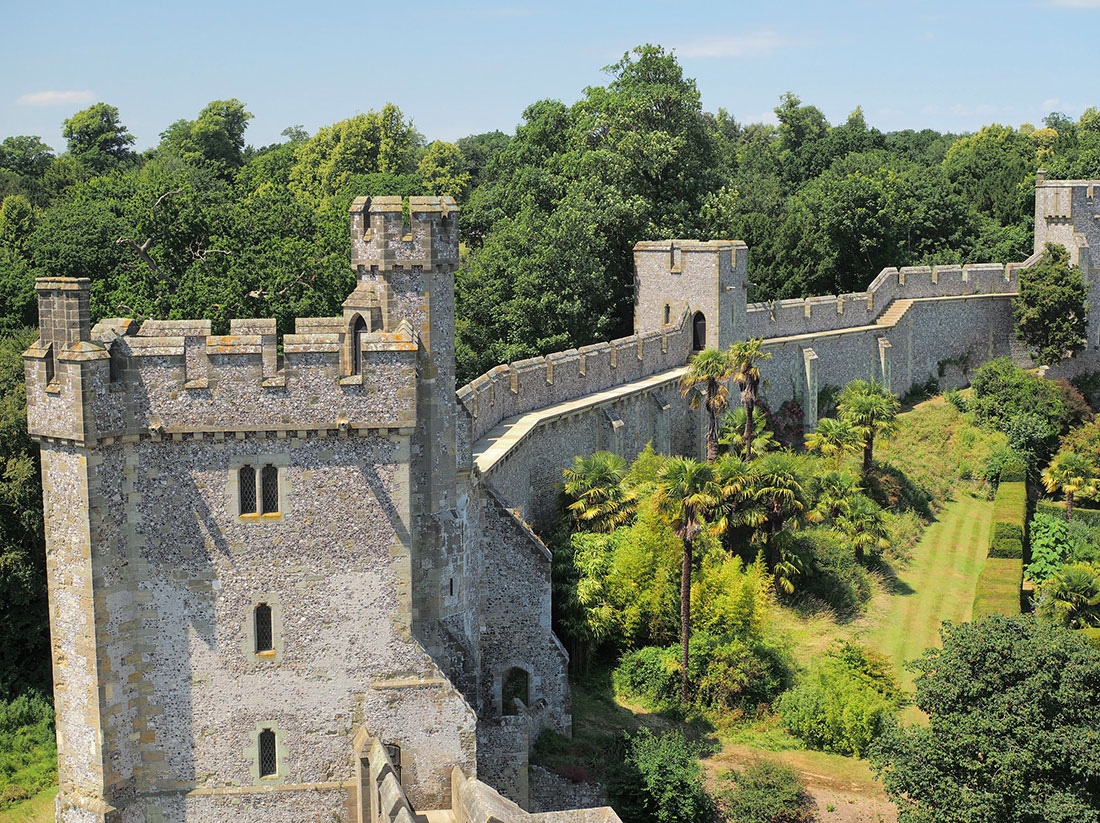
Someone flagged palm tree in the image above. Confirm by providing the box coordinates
[719,407,779,459]
[742,453,808,582]
[562,451,635,532]
[711,453,752,539]
[656,457,720,704]
[1041,451,1096,521]
[837,380,900,475]
[836,494,891,562]
[809,470,861,524]
[729,339,772,461]
[805,416,860,469]
[680,348,734,462]
[1038,563,1100,628]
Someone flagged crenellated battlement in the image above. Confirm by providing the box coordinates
[744,259,1034,339]
[457,308,693,444]
[24,284,422,445]
[350,195,459,272]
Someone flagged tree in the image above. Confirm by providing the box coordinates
[838,380,900,475]
[417,140,471,200]
[1037,563,1100,629]
[729,339,772,460]
[655,457,719,704]
[871,615,1100,823]
[719,407,778,459]
[743,452,809,582]
[159,99,253,171]
[1042,450,1097,521]
[62,103,135,173]
[0,136,54,179]
[680,348,734,462]
[562,451,636,532]
[836,493,890,562]
[805,416,860,468]
[1014,242,1088,366]
[288,105,421,201]
[942,124,1034,226]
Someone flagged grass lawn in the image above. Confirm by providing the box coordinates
[0,788,55,823]
[857,493,995,695]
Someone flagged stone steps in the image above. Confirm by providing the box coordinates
[876,298,914,326]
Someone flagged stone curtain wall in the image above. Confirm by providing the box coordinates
[457,310,693,446]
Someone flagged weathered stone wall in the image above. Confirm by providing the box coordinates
[458,316,692,446]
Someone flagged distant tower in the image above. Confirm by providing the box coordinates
[632,239,749,348]
[1034,172,1100,350]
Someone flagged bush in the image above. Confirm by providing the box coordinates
[944,388,967,412]
[983,445,1027,487]
[969,358,1065,431]
[1036,499,1100,528]
[614,632,788,712]
[0,691,56,811]
[776,642,902,757]
[714,759,816,823]
[791,531,872,617]
[1026,512,1089,583]
[605,728,715,823]
[972,558,1023,618]
[988,481,1027,558]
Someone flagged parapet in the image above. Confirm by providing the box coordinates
[457,308,692,445]
[350,195,459,272]
[25,278,421,446]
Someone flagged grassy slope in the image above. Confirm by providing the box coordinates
[857,494,994,694]
[0,788,54,823]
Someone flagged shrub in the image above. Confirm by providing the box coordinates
[1070,370,1100,411]
[791,530,872,617]
[605,728,715,823]
[1027,513,1084,583]
[983,445,1027,488]
[944,388,967,412]
[0,691,57,811]
[714,759,816,823]
[1035,499,1100,528]
[776,642,902,757]
[614,632,788,712]
[969,358,1065,431]
[1052,379,1094,428]
[988,481,1027,558]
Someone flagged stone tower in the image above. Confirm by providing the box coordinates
[1034,172,1100,352]
[25,199,480,821]
[633,239,749,349]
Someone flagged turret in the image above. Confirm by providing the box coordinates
[633,239,749,349]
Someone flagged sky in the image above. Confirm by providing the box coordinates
[2,0,1098,153]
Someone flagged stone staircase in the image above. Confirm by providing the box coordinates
[875,298,914,327]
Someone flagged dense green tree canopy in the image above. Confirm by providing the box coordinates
[1014,242,1088,366]
[872,615,1100,823]
[61,103,135,174]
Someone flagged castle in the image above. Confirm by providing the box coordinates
[25,177,1100,823]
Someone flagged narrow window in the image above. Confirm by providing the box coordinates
[384,743,402,783]
[261,465,279,514]
[449,578,455,597]
[664,304,671,325]
[502,667,530,715]
[239,466,257,515]
[254,603,273,654]
[108,341,123,383]
[44,345,55,385]
[351,314,367,375]
[258,729,277,777]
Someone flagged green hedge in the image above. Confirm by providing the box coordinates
[988,481,1027,558]
[1078,627,1100,649]
[972,558,1023,618]
[1035,500,1100,527]
[999,457,1027,483]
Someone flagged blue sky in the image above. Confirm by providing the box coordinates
[2,0,1098,152]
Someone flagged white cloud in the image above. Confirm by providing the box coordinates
[673,30,792,59]
[16,89,96,107]
[1048,0,1100,7]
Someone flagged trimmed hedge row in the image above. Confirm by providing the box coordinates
[999,457,1027,484]
[988,481,1027,558]
[1035,500,1100,527]
[972,558,1024,618]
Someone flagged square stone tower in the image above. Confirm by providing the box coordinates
[1034,173,1100,351]
[633,239,749,348]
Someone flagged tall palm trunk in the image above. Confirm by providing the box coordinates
[741,379,758,461]
[680,535,692,705]
[1067,490,1075,522]
[862,431,875,474]
[705,379,721,461]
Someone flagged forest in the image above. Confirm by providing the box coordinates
[3,43,1100,821]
